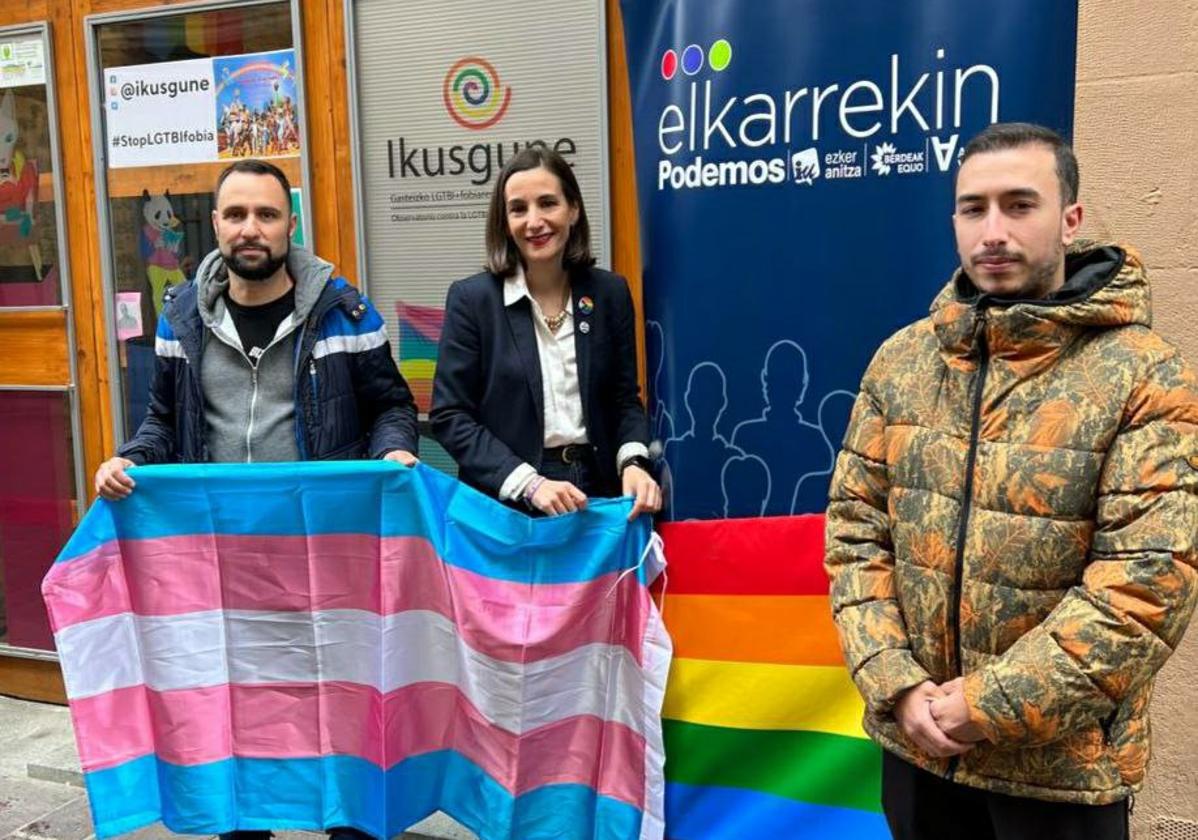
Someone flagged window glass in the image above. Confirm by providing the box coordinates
[0,390,76,651]
[94,3,305,438]
[0,30,63,307]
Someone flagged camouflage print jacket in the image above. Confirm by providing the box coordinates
[824,241,1198,804]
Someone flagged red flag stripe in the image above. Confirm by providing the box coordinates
[657,513,828,596]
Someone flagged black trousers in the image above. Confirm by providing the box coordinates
[882,752,1129,840]
[538,445,605,496]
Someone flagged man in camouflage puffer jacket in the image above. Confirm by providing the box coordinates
[825,123,1197,840]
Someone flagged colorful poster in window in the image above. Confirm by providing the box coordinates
[104,49,300,168]
[0,32,62,302]
[214,49,300,159]
[0,36,46,88]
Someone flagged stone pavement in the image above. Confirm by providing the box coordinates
[0,696,475,840]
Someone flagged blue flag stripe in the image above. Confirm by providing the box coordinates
[664,781,889,839]
[56,463,651,585]
[86,752,644,840]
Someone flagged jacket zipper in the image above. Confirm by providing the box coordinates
[946,306,990,780]
[246,364,259,462]
[308,359,319,431]
[212,314,291,463]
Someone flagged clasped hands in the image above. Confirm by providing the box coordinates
[527,465,661,521]
[894,678,987,758]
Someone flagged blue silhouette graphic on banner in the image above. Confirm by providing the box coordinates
[731,341,832,516]
[721,454,770,519]
[654,338,857,520]
[646,320,676,446]
[663,362,744,520]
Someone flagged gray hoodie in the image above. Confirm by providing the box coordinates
[193,247,333,463]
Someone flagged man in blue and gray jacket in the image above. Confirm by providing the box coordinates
[95,158,418,500]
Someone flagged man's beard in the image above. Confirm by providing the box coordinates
[222,243,288,282]
[1018,252,1062,299]
[965,241,1063,300]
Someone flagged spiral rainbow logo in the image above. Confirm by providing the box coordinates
[442,56,513,130]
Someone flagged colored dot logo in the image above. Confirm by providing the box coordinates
[442,56,512,130]
[661,38,732,80]
[661,50,678,80]
[709,39,732,71]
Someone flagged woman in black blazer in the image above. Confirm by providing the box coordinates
[431,147,661,518]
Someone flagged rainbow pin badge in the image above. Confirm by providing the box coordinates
[578,296,594,315]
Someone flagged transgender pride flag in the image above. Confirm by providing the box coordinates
[42,462,669,840]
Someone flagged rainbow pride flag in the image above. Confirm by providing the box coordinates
[396,301,443,412]
[657,515,888,838]
[43,463,670,840]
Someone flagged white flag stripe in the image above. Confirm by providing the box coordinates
[56,609,650,736]
[58,612,143,700]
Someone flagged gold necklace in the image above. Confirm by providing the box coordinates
[543,287,571,334]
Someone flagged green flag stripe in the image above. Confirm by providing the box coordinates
[663,718,883,813]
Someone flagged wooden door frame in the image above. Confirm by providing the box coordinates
[0,17,86,703]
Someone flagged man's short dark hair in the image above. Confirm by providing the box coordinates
[214,159,292,206]
[959,122,1079,205]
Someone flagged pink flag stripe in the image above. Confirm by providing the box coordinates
[43,534,652,665]
[71,681,646,806]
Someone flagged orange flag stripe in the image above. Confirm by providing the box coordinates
[662,594,845,667]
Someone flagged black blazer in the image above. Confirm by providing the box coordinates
[430,266,649,498]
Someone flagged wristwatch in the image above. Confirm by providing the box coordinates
[619,455,654,477]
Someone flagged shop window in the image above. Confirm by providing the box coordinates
[0,27,63,307]
[0,23,82,656]
[90,1,309,441]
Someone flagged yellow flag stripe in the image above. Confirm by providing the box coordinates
[663,657,867,739]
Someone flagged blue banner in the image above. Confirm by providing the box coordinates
[621,0,1078,521]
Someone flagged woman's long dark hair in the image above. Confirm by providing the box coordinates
[484,146,595,277]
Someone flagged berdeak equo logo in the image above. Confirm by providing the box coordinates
[442,56,512,130]
[871,142,896,175]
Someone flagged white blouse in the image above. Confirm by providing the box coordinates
[497,268,647,500]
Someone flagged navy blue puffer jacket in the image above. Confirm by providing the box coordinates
[118,254,418,465]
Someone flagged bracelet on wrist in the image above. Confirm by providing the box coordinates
[523,475,546,505]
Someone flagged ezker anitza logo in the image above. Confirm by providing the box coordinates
[653,38,1001,192]
[442,56,512,130]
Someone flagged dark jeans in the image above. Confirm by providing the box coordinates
[538,445,604,497]
[882,751,1129,840]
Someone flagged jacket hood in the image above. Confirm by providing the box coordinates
[930,240,1151,363]
[194,246,334,327]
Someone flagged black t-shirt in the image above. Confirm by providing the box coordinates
[224,288,295,362]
